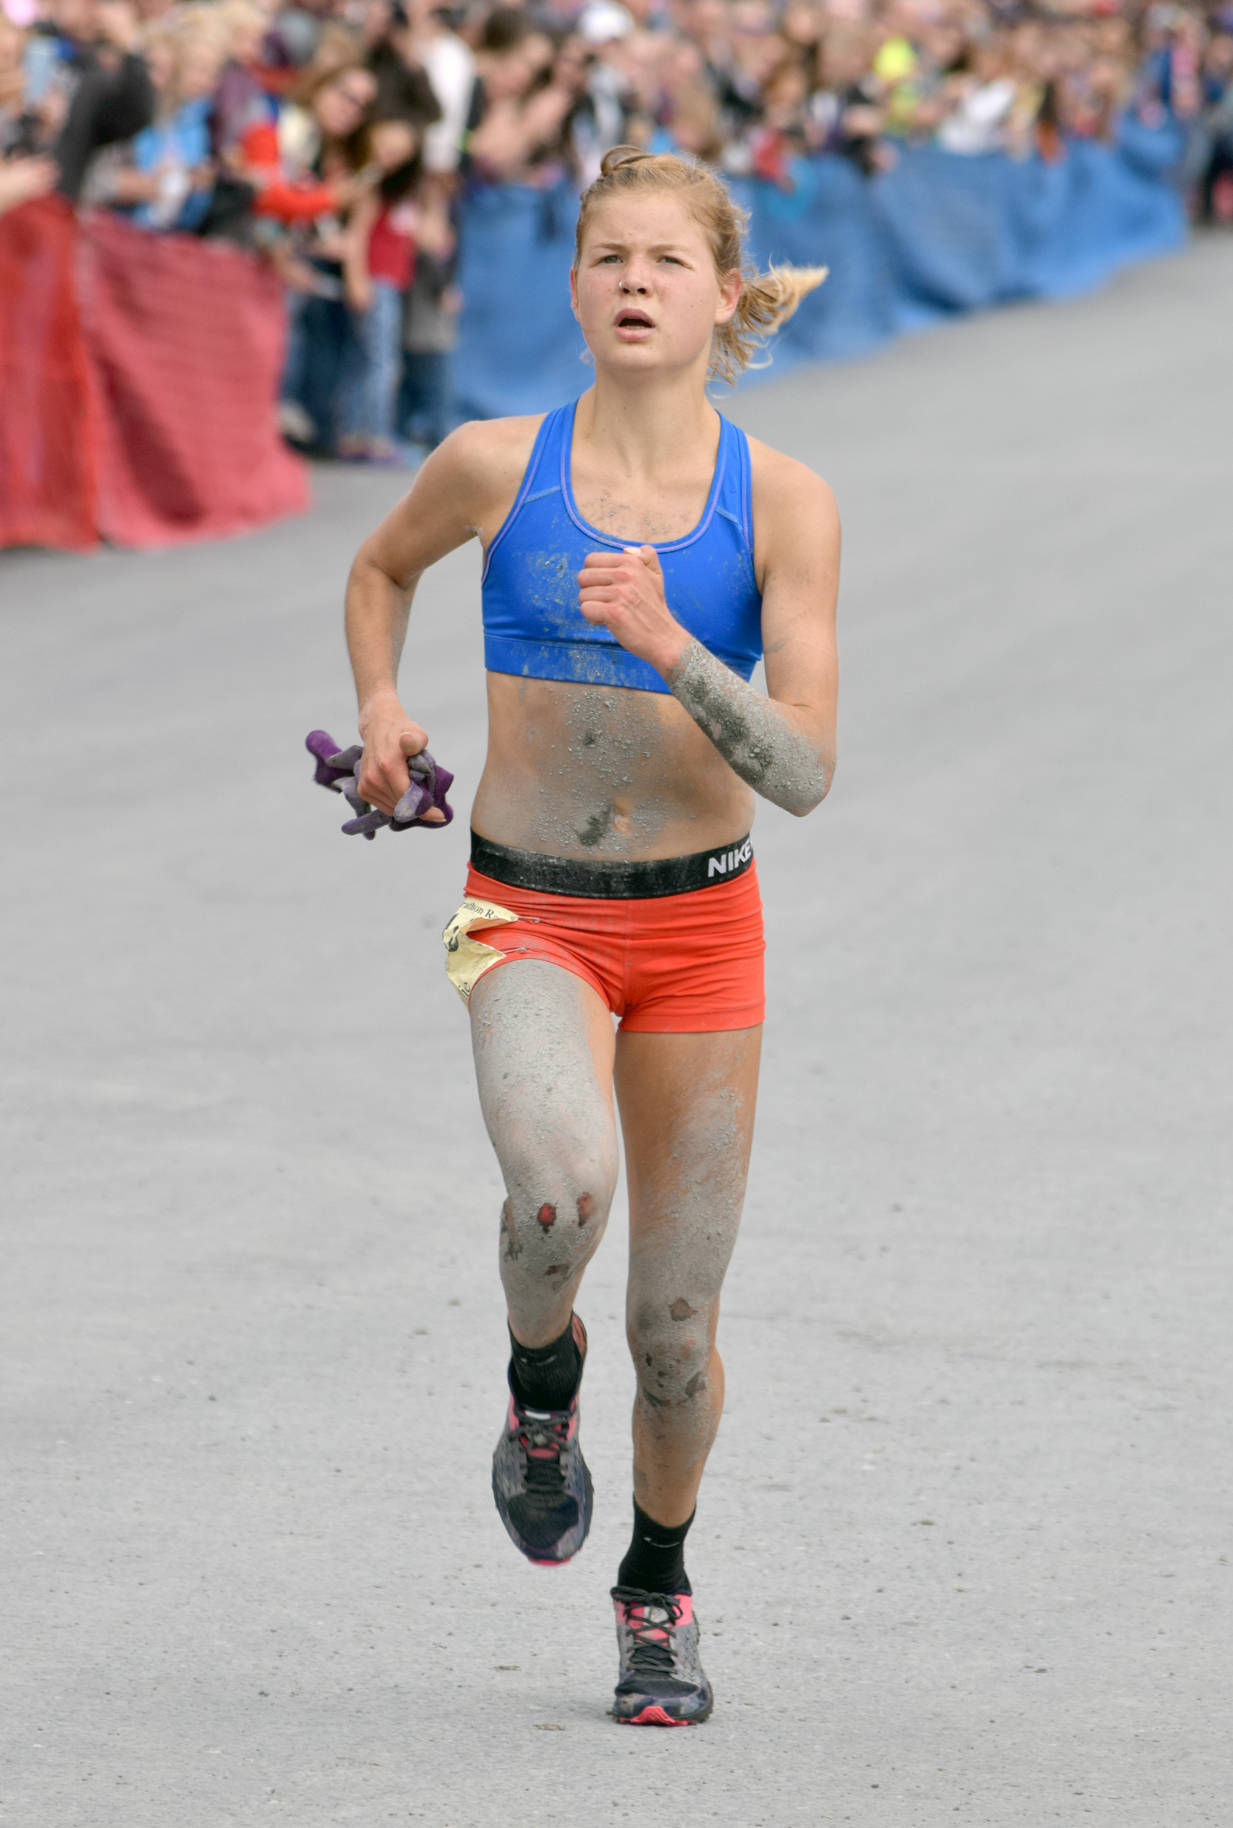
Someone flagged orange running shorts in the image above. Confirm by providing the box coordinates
[442,832,765,1034]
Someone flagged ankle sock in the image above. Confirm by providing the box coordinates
[617,1499,694,1596]
[508,1318,582,1411]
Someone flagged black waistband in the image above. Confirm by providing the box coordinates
[470,831,754,899]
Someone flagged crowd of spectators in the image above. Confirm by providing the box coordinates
[3,0,1231,456]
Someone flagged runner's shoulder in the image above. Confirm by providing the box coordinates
[433,414,545,498]
[747,434,837,517]
[746,435,839,552]
[413,416,544,539]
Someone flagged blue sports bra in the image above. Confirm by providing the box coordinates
[480,399,762,694]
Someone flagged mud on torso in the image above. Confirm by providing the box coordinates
[472,674,755,862]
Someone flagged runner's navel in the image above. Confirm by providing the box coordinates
[576,804,614,847]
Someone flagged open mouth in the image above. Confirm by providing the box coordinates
[615,310,654,329]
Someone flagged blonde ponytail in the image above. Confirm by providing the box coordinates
[714,262,827,386]
[576,146,827,385]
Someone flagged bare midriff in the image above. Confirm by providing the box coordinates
[471,671,756,862]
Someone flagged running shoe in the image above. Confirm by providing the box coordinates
[491,1316,593,1565]
[610,1586,714,1725]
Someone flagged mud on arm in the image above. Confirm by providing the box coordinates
[667,459,839,817]
[664,639,830,815]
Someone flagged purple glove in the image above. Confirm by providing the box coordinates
[306,729,454,839]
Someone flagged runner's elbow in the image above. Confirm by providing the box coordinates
[349,543,413,602]
[778,754,833,816]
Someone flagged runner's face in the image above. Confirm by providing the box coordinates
[571,193,739,380]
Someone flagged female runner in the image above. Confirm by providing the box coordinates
[342,146,839,1725]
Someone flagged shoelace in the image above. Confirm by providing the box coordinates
[611,1589,685,1676]
[516,1409,571,1496]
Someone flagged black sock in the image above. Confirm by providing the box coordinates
[616,1499,694,1596]
[508,1318,581,1412]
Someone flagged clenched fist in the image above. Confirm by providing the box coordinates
[355,708,444,820]
[576,544,689,679]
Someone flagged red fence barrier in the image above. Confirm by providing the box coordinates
[0,196,97,551]
[0,198,308,552]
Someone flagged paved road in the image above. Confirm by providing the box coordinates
[3,235,1231,1828]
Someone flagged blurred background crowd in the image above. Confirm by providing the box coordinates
[3,0,1231,460]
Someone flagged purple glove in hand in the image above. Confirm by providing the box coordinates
[306,729,454,839]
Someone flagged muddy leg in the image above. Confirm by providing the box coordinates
[614,1026,762,1525]
[470,962,619,1347]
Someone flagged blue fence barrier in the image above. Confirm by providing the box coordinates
[454,123,1186,418]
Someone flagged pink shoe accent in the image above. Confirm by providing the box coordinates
[507,1396,579,1448]
[618,1705,691,1727]
[614,1594,694,1630]
[508,1394,579,1437]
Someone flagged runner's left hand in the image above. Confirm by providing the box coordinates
[577,545,689,678]
[306,730,454,838]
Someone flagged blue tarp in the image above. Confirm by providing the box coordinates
[454,125,1186,418]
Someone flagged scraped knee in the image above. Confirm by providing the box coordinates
[627,1293,717,1410]
[499,1153,616,1282]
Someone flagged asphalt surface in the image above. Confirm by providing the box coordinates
[3,234,1231,1828]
